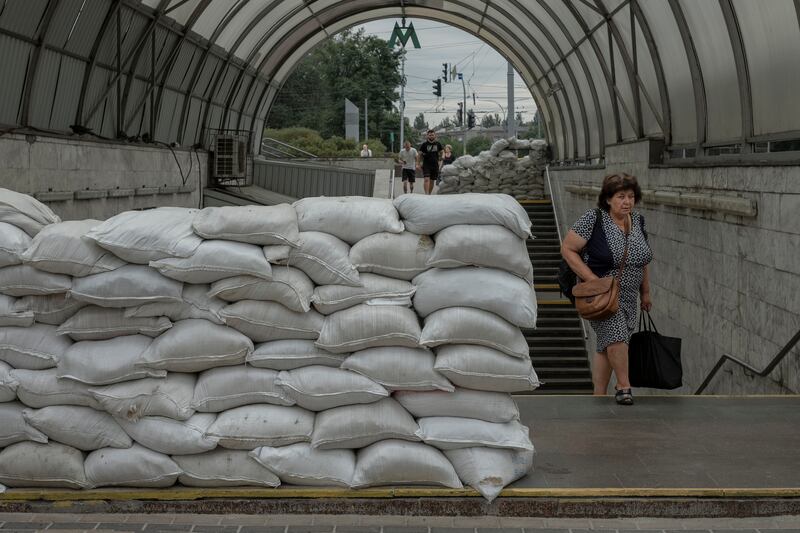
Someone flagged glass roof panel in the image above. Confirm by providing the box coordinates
[578,39,615,147]
[191,0,250,41]
[165,0,203,27]
[566,51,601,156]
[569,0,606,30]
[231,0,305,60]
[545,0,588,46]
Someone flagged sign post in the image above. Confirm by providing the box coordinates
[389,20,420,154]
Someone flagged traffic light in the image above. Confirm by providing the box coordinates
[467,109,476,129]
[442,63,449,83]
[432,78,442,97]
[456,102,463,126]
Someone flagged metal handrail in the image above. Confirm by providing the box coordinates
[695,327,800,394]
[260,137,317,159]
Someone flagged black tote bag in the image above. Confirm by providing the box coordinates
[629,312,683,389]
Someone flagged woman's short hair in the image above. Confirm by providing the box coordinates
[445,144,452,150]
[597,173,642,211]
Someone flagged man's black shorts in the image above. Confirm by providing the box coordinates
[422,164,440,180]
[402,168,416,182]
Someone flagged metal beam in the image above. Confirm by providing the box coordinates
[719,0,753,152]
[631,0,671,146]
[19,0,59,127]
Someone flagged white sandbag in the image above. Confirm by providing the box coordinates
[0,441,88,488]
[427,224,533,282]
[22,405,131,450]
[413,267,537,328]
[419,307,528,359]
[263,244,291,263]
[247,340,346,370]
[0,294,34,327]
[192,366,294,412]
[311,398,419,450]
[489,138,511,156]
[136,319,252,372]
[192,204,300,246]
[394,388,520,423]
[0,402,48,446]
[84,207,202,264]
[221,300,323,342]
[349,232,434,281]
[19,220,126,277]
[57,306,172,341]
[10,368,101,409]
[281,231,360,286]
[89,373,195,421]
[445,447,533,501]
[0,222,31,267]
[70,265,183,308]
[149,240,272,284]
[85,444,180,488]
[316,304,421,353]
[116,413,217,455]
[341,347,453,392]
[12,293,86,325]
[276,366,388,411]
[124,283,225,325]
[312,274,415,315]
[434,345,540,392]
[0,188,61,236]
[416,417,534,451]
[208,266,313,313]
[351,439,462,489]
[293,197,404,244]
[58,335,164,386]
[0,264,71,296]
[0,324,71,369]
[174,449,280,487]
[394,193,531,238]
[250,443,354,487]
[0,361,16,402]
[206,405,314,449]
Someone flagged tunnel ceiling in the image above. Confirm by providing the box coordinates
[1,0,799,163]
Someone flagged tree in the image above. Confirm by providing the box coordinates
[413,113,428,132]
[480,113,501,128]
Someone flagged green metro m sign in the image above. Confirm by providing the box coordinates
[388,21,421,48]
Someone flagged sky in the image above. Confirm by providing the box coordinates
[354,18,537,129]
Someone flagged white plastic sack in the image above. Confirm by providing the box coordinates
[0,264,71,296]
[0,402,48,446]
[174,449,280,487]
[293,196,404,244]
[312,273,415,315]
[22,405,131,450]
[0,294,34,327]
[316,304,421,353]
[192,366,294,412]
[19,220,126,277]
[311,398,419,450]
[0,361,16,402]
[0,441,88,488]
[84,207,202,264]
[124,283,225,325]
[115,413,218,455]
[0,188,61,237]
[206,404,315,449]
[434,345,540,392]
[247,340,346,370]
[150,239,272,284]
[416,417,534,451]
[208,266,314,312]
[264,244,292,263]
[58,335,164,386]
[57,306,172,341]
[0,222,31,267]
[445,447,533,501]
[70,265,183,308]
[394,388,520,423]
[12,293,86,325]
[85,444,180,488]
[281,231,360,286]
[351,439,462,489]
[193,204,300,246]
[413,267,537,328]
[89,373,195,421]
[489,138,511,156]
[221,300,323,342]
[341,347,453,392]
[10,368,101,409]
[349,232,434,281]
[250,443,354,487]
[0,324,71,369]
[276,366,388,411]
[419,307,529,359]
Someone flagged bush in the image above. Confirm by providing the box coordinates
[263,129,386,158]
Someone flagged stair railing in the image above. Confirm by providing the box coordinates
[695,327,800,394]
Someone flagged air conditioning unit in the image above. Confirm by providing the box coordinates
[213,133,247,180]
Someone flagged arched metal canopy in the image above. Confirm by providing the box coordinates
[1,0,799,162]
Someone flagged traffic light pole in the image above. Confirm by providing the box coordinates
[461,74,467,156]
[399,54,405,152]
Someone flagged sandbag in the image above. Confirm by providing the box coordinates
[192,366,294,412]
[124,283,225,325]
[0,324,71,369]
[19,220,126,277]
[85,444,180,488]
[275,366,388,411]
[312,274,415,315]
[0,402,48,446]
[416,417,534,451]
[0,188,61,236]
[208,266,313,312]
[393,193,531,238]
[250,443,354,487]
[58,335,164,386]
[0,264,71,296]
[0,294,34,327]
[89,373,195,421]
[316,304,421,353]
[0,361,16,402]
[192,204,300,246]
[0,441,88,488]
[84,207,202,264]
[263,244,291,263]
[280,232,361,286]
[419,307,528,358]
[57,306,172,341]
[349,232,434,281]
[206,404,315,450]
[434,345,539,392]
[12,293,87,325]
[293,197,403,244]
[115,413,218,455]
[311,398,419,450]
[174,449,280,487]
[351,439,462,489]
[70,265,183,308]
[413,267,537,328]
[394,388,519,423]
[10,368,101,409]
[22,405,131,450]
[136,319,252,372]
[221,300,323,342]
[0,222,31,267]
[247,340,346,370]
[445,447,533,501]
[150,239,272,284]
[341,347,453,392]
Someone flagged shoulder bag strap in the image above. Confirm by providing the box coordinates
[616,214,631,282]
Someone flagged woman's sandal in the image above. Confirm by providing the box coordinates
[615,388,634,406]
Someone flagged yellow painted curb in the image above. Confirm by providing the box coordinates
[534,284,560,290]
[537,299,572,305]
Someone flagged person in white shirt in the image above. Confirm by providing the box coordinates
[397,140,418,194]
[360,144,372,157]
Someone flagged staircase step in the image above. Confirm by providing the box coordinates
[532,347,589,357]
[531,356,590,368]
[525,326,583,336]
[536,377,594,387]
[527,337,585,347]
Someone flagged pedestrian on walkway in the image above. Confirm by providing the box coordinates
[417,129,443,194]
[438,144,455,188]
[398,140,418,194]
[360,144,372,157]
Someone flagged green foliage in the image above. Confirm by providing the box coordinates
[263,128,386,157]
[466,135,493,155]
[412,113,428,132]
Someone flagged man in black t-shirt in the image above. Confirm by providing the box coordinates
[417,129,443,195]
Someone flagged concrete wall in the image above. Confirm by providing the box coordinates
[293,157,395,173]
[548,140,800,395]
[0,133,205,220]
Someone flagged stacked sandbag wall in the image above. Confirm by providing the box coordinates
[0,188,538,501]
